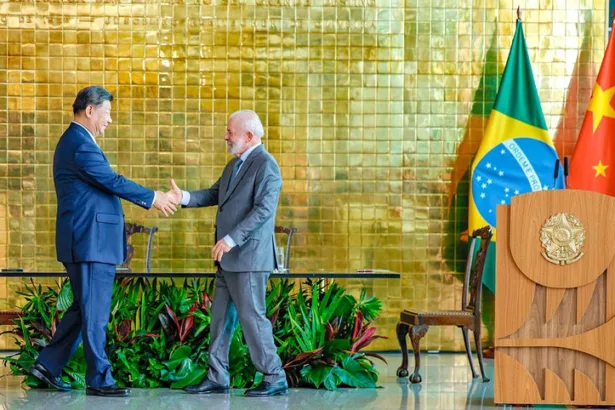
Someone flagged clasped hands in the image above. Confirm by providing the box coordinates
[152,179,231,261]
[154,179,182,216]
[152,179,183,217]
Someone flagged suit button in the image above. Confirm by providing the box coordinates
[219,208,223,212]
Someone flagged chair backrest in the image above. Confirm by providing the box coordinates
[462,226,493,316]
[120,222,159,273]
[274,225,297,271]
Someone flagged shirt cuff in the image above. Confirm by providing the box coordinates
[180,190,190,206]
[223,235,237,249]
[151,191,157,208]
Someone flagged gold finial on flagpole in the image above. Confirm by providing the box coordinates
[517,6,522,22]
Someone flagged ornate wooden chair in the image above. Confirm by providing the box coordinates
[119,222,159,273]
[274,225,297,271]
[396,225,492,383]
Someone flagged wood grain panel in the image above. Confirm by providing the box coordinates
[607,269,615,403]
[495,351,542,404]
[577,280,597,324]
[495,206,536,339]
[546,288,566,324]
[608,265,615,325]
[505,275,605,341]
[498,316,615,367]
[509,190,615,288]
[496,191,615,405]
[573,369,601,404]
[499,347,605,402]
[545,368,571,403]
[606,364,615,403]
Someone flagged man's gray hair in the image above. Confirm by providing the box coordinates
[229,110,264,138]
[73,86,113,114]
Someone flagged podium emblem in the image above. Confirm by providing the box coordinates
[540,213,586,265]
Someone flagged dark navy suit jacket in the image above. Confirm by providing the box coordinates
[53,122,155,265]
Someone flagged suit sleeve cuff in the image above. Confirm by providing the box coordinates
[180,190,190,206]
[223,235,237,249]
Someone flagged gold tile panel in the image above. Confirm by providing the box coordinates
[0,0,608,350]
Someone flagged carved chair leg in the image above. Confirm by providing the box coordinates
[473,327,490,382]
[461,327,479,378]
[409,325,429,383]
[396,322,410,377]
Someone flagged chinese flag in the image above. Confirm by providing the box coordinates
[568,21,615,196]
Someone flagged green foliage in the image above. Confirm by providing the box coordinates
[1,277,385,391]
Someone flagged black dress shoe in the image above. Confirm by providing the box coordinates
[244,381,288,397]
[86,384,130,397]
[29,361,72,391]
[183,378,229,394]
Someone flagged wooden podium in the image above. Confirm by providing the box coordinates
[495,189,615,406]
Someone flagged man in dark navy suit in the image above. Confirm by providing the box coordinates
[30,86,177,397]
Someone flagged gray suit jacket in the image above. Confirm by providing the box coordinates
[185,145,282,272]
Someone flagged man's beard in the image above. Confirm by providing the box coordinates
[228,140,247,155]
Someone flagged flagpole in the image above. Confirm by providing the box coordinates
[610,8,615,41]
[517,6,521,22]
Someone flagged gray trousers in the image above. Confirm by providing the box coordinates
[207,269,286,386]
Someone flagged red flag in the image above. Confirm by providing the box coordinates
[569,21,615,195]
[554,24,595,160]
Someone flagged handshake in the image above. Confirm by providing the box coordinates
[152,179,183,217]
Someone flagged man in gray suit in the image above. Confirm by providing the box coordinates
[167,110,287,397]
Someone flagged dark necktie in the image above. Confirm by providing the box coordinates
[228,159,243,189]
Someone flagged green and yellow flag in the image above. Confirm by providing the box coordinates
[469,19,564,292]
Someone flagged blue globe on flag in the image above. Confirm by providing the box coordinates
[472,137,564,226]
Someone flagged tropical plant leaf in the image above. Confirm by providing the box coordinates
[30,321,51,339]
[351,311,364,340]
[169,367,207,389]
[351,327,387,353]
[178,301,198,343]
[64,369,86,389]
[3,273,385,391]
[115,319,131,341]
[56,282,74,311]
[300,365,339,390]
[324,339,350,355]
[356,289,383,322]
[24,374,44,388]
[164,305,180,333]
[325,316,342,341]
[164,345,192,371]
[336,355,377,388]
[363,352,388,364]
[158,312,174,338]
[283,347,324,369]
[334,366,376,388]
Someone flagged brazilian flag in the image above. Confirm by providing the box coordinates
[468,19,564,292]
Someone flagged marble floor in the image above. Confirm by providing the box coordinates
[0,352,572,410]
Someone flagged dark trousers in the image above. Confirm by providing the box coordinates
[207,269,286,386]
[37,262,116,388]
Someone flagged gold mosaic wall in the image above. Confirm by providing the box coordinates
[0,0,608,351]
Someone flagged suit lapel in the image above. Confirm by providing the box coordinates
[221,146,265,205]
[219,161,234,201]
[70,123,109,163]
